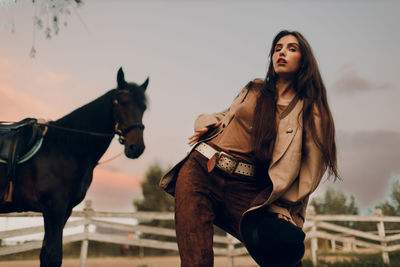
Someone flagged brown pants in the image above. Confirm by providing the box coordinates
[174,149,265,267]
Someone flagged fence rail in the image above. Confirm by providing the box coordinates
[303,206,400,265]
[1,202,400,266]
[0,200,244,267]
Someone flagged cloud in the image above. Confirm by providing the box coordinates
[0,85,56,121]
[34,71,73,87]
[0,54,85,122]
[0,56,68,121]
[82,167,143,212]
[326,130,400,209]
[0,58,14,81]
[332,66,392,94]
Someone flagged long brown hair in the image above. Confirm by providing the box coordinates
[252,30,339,180]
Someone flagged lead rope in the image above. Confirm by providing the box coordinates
[97,152,124,165]
[35,122,115,137]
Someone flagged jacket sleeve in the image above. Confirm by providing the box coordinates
[193,84,250,132]
[194,110,228,132]
[268,105,327,218]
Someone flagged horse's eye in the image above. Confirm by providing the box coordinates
[119,101,130,107]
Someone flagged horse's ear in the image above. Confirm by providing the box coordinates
[117,67,127,89]
[141,77,149,91]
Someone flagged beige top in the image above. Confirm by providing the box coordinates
[210,88,287,163]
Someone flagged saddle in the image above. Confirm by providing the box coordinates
[0,118,46,201]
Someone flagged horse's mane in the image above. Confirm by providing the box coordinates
[125,82,148,111]
[45,90,115,158]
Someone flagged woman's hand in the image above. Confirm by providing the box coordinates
[188,121,222,146]
[277,213,297,227]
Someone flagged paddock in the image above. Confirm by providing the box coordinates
[1,200,400,266]
[0,256,258,267]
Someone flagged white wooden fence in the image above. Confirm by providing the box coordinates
[304,206,400,266]
[1,201,400,266]
[0,200,246,267]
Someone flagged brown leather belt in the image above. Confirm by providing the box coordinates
[195,142,255,177]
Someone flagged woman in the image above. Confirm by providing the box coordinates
[160,30,339,267]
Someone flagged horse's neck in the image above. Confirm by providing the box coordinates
[57,90,115,131]
[53,90,116,164]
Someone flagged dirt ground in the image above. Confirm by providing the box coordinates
[0,256,259,267]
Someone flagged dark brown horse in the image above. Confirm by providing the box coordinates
[0,68,148,267]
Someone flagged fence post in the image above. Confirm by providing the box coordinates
[330,239,336,252]
[226,233,234,267]
[308,206,318,266]
[375,208,390,265]
[80,200,92,267]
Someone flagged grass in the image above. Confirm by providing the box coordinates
[2,242,400,266]
[300,250,400,266]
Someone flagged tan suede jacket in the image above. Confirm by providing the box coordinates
[159,82,327,228]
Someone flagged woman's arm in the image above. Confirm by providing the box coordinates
[193,81,255,131]
[189,85,251,145]
[193,110,228,132]
[188,121,222,146]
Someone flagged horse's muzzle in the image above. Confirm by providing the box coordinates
[125,144,145,159]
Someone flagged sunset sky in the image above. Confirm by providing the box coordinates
[0,0,399,214]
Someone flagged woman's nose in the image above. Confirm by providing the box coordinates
[279,49,286,56]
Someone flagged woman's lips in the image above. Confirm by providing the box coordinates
[277,58,287,65]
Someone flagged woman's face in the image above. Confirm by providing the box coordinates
[272,35,302,79]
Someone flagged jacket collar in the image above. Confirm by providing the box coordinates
[270,98,303,168]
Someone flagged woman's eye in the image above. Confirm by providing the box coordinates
[290,48,296,52]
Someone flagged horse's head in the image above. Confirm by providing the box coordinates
[113,67,148,159]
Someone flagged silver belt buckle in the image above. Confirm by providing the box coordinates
[217,151,238,174]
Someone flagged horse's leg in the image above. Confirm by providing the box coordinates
[39,199,68,267]
[63,207,73,226]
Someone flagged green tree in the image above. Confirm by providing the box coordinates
[310,187,359,229]
[375,178,400,231]
[133,162,174,212]
[376,179,400,216]
[32,0,83,39]
[310,187,359,215]
[375,202,397,216]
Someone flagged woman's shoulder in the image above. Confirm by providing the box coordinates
[252,78,265,84]
[245,78,265,90]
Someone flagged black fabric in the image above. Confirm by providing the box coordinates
[241,208,305,267]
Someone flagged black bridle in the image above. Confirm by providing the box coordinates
[114,122,145,144]
[113,90,145,144]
